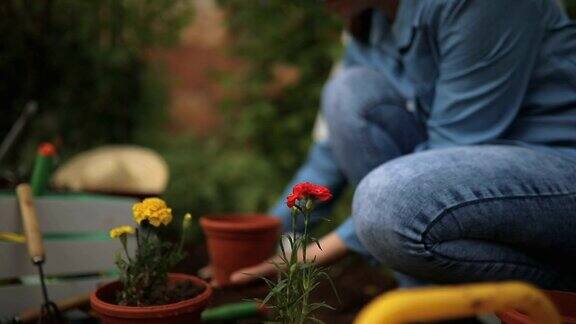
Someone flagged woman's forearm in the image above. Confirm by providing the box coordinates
[227,231,349,285]
[297,231,349,266]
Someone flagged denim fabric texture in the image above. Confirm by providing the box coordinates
[324,67,576,290]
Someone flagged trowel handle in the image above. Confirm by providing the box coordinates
[16,184,45,263]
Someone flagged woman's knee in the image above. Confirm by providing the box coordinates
[352,152,465,269]
[353,147,576,287]
[352,162,430,269]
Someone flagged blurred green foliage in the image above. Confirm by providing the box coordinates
[137,132,282,217]
[217,0,342,174]
[145,1,345,224]
[0,0,193,175]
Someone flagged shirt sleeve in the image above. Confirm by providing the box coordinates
[419,0,545,150]
[342,35,371,69]
[335,217,373,258]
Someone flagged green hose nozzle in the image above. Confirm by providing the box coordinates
[30,143,56,196]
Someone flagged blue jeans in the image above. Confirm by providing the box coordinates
[323,67,576,290]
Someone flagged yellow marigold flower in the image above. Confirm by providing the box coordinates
[132,197,173,227]
[110,225,135,238]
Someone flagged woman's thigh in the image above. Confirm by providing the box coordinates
[321,67,426,185]
[353,145,576,289]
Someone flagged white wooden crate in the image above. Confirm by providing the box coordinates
[0,194,137,316]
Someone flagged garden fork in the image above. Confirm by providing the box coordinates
[16,184,63,324]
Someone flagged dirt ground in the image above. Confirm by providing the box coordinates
[178,243,397,324]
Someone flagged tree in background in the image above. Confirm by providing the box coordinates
[0,0,193,176]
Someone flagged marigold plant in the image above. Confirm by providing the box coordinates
[110,198,197,306]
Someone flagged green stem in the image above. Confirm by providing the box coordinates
[288,208,298,322]
[300,199,312,323]
[291,208,297,250]
[302,198,310,263]
[178,229,185,253]
[144,225,151,243]
[302,209,309,263]
[121,235,132,262]
[135,228,141,251]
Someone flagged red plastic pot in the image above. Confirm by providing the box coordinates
[200,214,281,286]
[90,273,212,324]
[499,290,576,324]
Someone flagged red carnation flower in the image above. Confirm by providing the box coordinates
[286,182,333,208]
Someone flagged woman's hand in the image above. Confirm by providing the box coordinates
[225,231,349,286]
[198,265,213,280]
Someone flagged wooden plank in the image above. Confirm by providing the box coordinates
[0,196,137,278]
[0,240,134,278]
[0,277,113,317]
[0,195,137,232]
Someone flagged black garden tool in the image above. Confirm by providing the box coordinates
[16,184,63,324]
[0,102,37,166]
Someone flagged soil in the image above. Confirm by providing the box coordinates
[139,279,205,306]
[177,242,397,324]
[105,278,206,307]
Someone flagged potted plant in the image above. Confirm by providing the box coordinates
[200,214,281,286]
[259,182,338,323]
[90,198,213,323]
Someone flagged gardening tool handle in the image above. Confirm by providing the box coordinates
[354,281,561,324]
[16,183,45,263]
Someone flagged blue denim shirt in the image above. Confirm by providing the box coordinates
[274,0,576,255]
[347,0,576,158]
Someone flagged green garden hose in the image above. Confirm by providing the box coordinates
[201,302,268,322]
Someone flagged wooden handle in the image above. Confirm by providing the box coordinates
[16,183,45,263]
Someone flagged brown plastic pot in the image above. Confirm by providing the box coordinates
[200,214,281,286]
[499,290,576,324]
[90,273,212,324]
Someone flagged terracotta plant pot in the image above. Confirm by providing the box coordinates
[499,290,576,323]
[200,214,281,286]
[90,273,212,324]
